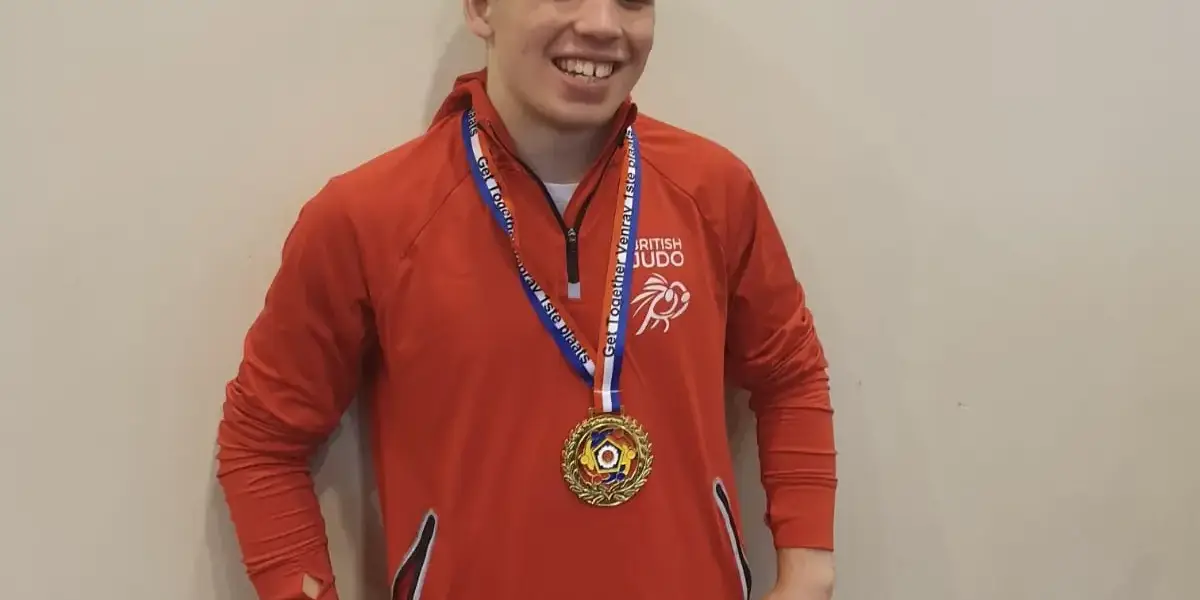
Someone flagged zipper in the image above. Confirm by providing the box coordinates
[484,121,625,299]
[525,174,594,297]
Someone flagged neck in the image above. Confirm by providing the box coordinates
[485,72,610,184]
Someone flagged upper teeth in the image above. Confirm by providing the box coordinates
[555,59,614,79]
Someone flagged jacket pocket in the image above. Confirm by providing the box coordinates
[713,479,753,600]
[390,510,438,600]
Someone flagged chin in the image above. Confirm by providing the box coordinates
[541,102,625,130]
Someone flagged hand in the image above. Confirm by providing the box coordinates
[768,548,835,600]
[762,581,834,600]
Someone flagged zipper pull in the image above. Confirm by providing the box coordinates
[566,228,581,299]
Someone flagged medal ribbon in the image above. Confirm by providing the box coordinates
[462,109,641,414]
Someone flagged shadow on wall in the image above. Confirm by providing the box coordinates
[423,26,485,128]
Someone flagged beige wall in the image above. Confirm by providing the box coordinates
[2,1,1197,598]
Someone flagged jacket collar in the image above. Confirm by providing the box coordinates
[430,69,638,172]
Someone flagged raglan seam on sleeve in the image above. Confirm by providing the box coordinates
[351,169,473,316]
[641,153,733,284]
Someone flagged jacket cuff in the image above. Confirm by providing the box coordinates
[246,554,338,600]
[765,484,837,551]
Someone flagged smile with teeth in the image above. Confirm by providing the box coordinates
[554,58,616,80]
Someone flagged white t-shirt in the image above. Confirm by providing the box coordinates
[543,182,578,215]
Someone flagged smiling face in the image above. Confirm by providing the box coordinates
[465,0,656,131]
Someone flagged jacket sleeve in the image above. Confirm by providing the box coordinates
[724,166,837,551]
[216,179,374,599]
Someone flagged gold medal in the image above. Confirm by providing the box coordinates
[561,412,654,507]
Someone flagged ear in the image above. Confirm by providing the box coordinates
[463,0,495,40]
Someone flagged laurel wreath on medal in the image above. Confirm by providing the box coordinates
[561,413,654,507]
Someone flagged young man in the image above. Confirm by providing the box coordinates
[215,0,837,598]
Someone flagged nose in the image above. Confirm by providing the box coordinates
[574,0,622,40]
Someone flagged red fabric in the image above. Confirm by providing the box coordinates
[216,69,836,599]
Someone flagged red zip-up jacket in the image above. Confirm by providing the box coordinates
[216,70,836,600]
